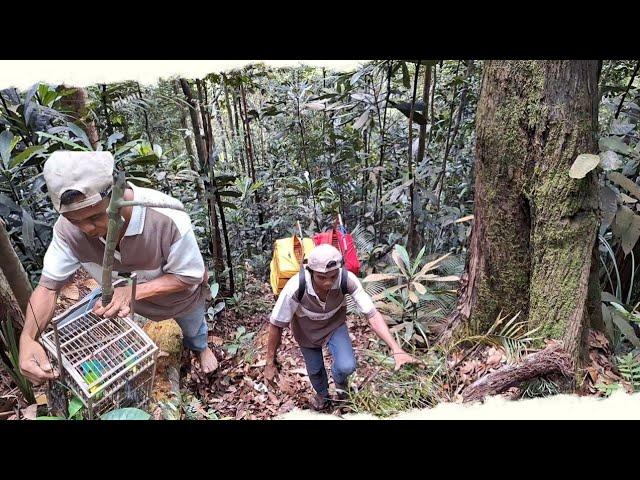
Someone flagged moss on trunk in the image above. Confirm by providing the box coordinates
[458,61,601,372]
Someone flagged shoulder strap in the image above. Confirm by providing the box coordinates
[298,265,347,300]
[296,263,306,302]
[340,267,348,295]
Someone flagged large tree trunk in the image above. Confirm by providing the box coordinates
[60,86,100,149]
[195,80,234,294]
[439,61,601,388]
[173,81,205,203]
[0,266,23,328]
[179,78,225,279]
[222,73,244,173]
[136,82,154,144]
[407,62,421,257]
[0,218,32,318]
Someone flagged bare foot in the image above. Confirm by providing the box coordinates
[198,347,218,374]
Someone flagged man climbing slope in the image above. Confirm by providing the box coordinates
[19,150,218,384]
[264,244,416,410]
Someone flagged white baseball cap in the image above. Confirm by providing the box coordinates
[307,244,343,273]
[43,151,114,213]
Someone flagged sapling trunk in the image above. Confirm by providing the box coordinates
[100,171,185,305]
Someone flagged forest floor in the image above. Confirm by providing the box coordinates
[0,270,628,420]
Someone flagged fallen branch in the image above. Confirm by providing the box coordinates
[462,343,572,403]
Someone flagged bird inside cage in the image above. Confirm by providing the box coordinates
[122,376,144,406]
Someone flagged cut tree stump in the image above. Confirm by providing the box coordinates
[143,319,183,420]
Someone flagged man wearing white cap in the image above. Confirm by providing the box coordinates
[265,243,416,410]
[18,151,218,384]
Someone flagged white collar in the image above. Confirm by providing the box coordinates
[123,182,145,237]
[98,181,145,245]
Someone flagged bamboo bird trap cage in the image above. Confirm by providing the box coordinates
[41,276,159,418]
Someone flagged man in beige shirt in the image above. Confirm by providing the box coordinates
[265,244,416,410]
[19,151,218,385]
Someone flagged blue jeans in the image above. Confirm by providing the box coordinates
[299,323,356,397]
[174,300,208,352]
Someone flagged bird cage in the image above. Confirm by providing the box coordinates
[41,276,158,419]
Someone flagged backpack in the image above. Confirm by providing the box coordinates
[269,234,315,296]
[312,218,361,275]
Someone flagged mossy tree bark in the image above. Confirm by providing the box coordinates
[0,267,23,327]
[440,61,602,390]
[0,218,32,317]
[143,319,183,420]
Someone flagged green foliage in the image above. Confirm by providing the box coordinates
[36,395,85,420]
[596,352,640,397]
[361,245,460,347]
[99,408,151,420]
[224,325,257,361]
[597,60,640,313]
[0,318,34,403]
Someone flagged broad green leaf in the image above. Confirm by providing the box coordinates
[611,310,640,348]
[416,253,451,278]
[408,290,419,304]
[21,209,35,249]
[66,123,93,149]
[153,144,163,158]
[353,109,370,130]
[391,249,409,277]
[362,273,398,282]
[412,246,426,274]
[218,190,242,197]
[211,301,225,316]
[371,284,405,301]
[114,139,143,157]
[600,185,618,231]
[422,274,460,282]
[0,193,20,212]
[601,291,620,303]
[599,150,623,171]
[9,145,46,168]
[0,130,20,167]
[569,154,600,179]
[601,303,615,344]
[36,416,65,420]
[129,154,159,166]
[106,132,124,150]
[395,245,411,270]
[612,205,640,255]
[210,282,219,299]
[608,171,640,201]
[100,408,151,420]
[412,282,426,295]
[599,136,634,156]
[68,396,84,418]
[401,62,410,88]
[304,102,326,111]
[36,132,90,151]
